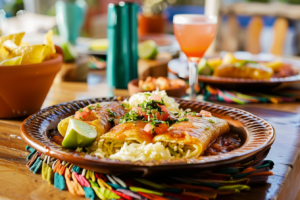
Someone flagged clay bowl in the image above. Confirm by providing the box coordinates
[128,78,186,97]
[21,97,275,177]
[0,52,63,118]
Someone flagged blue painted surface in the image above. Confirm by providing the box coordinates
[263,16,276,27]
[236,15,252,28]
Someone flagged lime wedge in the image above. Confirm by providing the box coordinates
[61,42,78,62]
[58,117,71,137]
[138,40,158,59]
[62,118,97,149]
[0,56,22,66]
[198,58,213,75]
[89,39,109,50]
[207,58,222,70]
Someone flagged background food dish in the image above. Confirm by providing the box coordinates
[168,52,300,91]
[128,78,186,97]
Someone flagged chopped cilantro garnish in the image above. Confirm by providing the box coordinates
[78,108,83,112]
[87,105,95,110]
[79,117,83,120]
[150,119,165,126]
[121,103,130,109]
[119,99,173,126]
[108,118,115,125]
[177,117,189,123]
[96,103,100,108]
[205,127,210,130]
[182,111,196,116]
[174,112,181,118]
[234,60,257,68]
[165,118,177,125]
[148,119,167,133]
[139,99,165,110]
[209,119,215,123]
[119,110,142,123]
[106,109,117,117]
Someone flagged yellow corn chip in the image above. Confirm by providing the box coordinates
[44,30,56,54]
[222,52,238,65]
[0,47,10,62]
[20,41,29,46]
[10,44,47,64]
[0,32,25,47]
[43,45,53,61]
[265,60,282,71]
[0,56,23,66]
[2,40,17,51]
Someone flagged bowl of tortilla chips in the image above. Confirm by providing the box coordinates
[0,31,63,118]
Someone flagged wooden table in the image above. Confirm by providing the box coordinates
[1,71,300,199]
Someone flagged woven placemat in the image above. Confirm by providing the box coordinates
[204,85,300,104]
[25,145,274,200]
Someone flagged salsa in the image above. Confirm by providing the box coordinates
[272,63,299,78]
[203,132,242,156]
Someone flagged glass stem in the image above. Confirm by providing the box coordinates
[188,61,198,100]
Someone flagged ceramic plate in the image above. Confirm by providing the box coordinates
[21,97,275,176]
[168,53,300,91]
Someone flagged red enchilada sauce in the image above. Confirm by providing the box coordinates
[203,132,242,156]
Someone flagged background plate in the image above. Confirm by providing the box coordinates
[21,97,275,176]
[168,52,300,91]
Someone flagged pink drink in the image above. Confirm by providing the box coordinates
[173,15,217,99]
[174,23,217,62]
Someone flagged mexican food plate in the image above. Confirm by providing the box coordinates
[168,52,300,91]
[21,91,275,176]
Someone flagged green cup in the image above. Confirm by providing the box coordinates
[106,2,139,89]
[55,0,87,44]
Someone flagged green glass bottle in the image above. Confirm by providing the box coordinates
[107,2,138,89]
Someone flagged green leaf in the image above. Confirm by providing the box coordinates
[106,109,117,117]
[177,117,189,123]
[88,105,95,110]
[209,119,215,123]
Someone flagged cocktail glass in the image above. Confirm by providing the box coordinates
[173,14,217,99]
